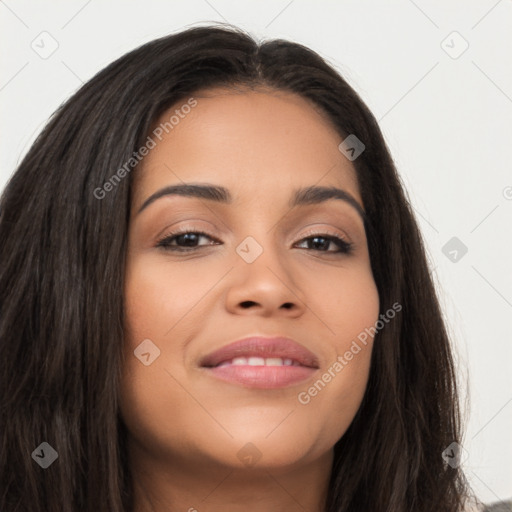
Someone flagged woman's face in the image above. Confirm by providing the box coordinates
[120,88,380,473]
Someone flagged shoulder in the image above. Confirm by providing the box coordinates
[479,501,512,512]
[463,499,512,512]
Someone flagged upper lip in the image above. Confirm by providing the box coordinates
[199,336,320,369]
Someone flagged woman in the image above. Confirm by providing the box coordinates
[0,23,487,511]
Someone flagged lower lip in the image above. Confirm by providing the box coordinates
[202,365,317,389]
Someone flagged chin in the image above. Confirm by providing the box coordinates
[207,432,326,471]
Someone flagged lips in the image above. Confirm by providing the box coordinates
[200,336,320,369]
[199,336,320,389]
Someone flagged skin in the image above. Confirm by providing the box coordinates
[119,87,380,512]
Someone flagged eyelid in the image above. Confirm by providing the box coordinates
[295,227,353,253]
[154,220,221,241]
[155,224,220,245]
[155,223,354,256]
[155,222,351,244]
[294,223,352,244]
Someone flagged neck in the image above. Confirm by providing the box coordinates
[128,440,333,512]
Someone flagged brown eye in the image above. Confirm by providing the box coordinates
[294,233,353,254]
[156,230,220,252]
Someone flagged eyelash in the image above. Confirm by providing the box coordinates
[155,227,353,255]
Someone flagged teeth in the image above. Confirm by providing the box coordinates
[247,357,265,366]
[217,357,300,367]
[266,357,285,366]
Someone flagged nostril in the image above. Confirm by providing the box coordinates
[240,301,257,308]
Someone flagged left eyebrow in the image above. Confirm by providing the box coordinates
[136,182,365,220]
[291,185,365,220]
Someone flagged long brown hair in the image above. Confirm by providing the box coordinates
[0,23,472,511]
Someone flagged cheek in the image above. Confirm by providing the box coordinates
[119,257,221,454]
[122,256,210,346]
[295,263,379,437]
[313,261,380,353]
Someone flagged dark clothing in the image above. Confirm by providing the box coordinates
[483,501,512,512]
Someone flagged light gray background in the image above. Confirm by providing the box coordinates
[1,0,511,504]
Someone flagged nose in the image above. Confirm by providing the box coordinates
[224,237,307,318]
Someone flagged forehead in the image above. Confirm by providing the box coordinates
[133,88,361,207]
